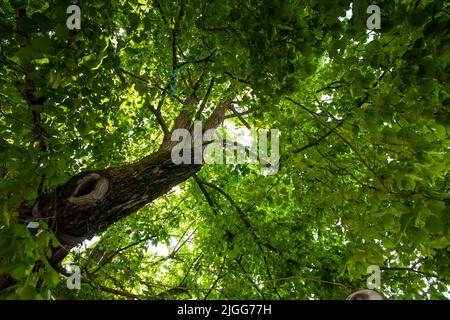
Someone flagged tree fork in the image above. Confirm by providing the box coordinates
[0,59,232,289]
[17,147,201,267]
[0,97,232,290]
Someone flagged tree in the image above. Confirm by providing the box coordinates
[0,0,449,299]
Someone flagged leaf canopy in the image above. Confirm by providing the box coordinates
[0,0,449,299]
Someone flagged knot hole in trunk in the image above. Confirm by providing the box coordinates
[68,173,109,206]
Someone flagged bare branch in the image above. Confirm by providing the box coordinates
[198,179,252,229]
[194,77,215,121]
[229,103,251,129]
[224,109,255,119]
[203,256,227,300]
[88,236,155,276]
[225,71,250,85]
[193,175,218,213]
[147,97,170,136]
[191,61,211,95]
[235,258,266,299]
[286,96,384,188]
[155,0,169,26]
[119,68,185,104]
[291,126,340,154]
[172,1,184,70]
[97,285,142,299]
[381,266,443,281]
[177,50,216,69]
[315,80,348,93]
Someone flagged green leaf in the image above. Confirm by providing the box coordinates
[426,216,444,235]
[42,268,61,287]
[9,263,30,280]
[18,285,38,300]
[16,47,42,63]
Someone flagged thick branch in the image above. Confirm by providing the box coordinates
[194,77,215,121]
[147,97,170,136]
[229,103,251,129]
[172,2,184,70]
[203,97,234,131]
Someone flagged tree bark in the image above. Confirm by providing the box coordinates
[1,8,234,290]
[0,96,232,290]
[33,147,202,266]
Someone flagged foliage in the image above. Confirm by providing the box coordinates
[0,0,449,299]
[0,211,60,299]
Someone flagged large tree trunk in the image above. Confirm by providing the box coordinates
[35,147,201,266]
[1,7,232,291]
[0,147,199,289]
[0,95,232,290]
